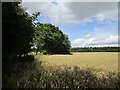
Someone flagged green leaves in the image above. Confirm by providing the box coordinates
[34,23,71,54]
[3,2,34,59]
[31,12,40,22]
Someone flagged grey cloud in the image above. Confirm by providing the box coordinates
[21,2,118,25]
[66,2,117,24]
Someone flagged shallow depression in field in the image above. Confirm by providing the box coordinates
[36,52,118,72]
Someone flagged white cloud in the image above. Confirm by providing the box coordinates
[21,2,118,25]
[22,2,72,25]
[86,34,91,38]
[71,38,86,47]
[71,35,119,47]
[95,9,118,24]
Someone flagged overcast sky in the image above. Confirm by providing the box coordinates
[22,2,118,47]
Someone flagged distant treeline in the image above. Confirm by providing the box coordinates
[70,47,120,52]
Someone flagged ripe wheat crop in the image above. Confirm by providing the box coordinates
[36,52,118,73]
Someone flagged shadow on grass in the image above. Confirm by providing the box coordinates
[3,55,42,88]
[2,56,120,89]
[17,55,35,62]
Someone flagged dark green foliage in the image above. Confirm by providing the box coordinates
[2,2,34,60]
[34,23,71,54]
[2,2,71,59]
[70,47,120,52]
[31,12,40,22]
[2,3,36,88]
[16,55,35,62]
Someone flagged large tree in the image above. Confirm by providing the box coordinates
[34,23,71,54]
[2,2,34,60]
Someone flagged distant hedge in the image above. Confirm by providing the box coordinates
[70,47,120,52]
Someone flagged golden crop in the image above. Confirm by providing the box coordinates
[4,52,119,88]
[36,52,118,73]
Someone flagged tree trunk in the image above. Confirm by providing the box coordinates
[36,51,38,55]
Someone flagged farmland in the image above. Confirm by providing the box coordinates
[36,52,118,73]
[3,52,120,88]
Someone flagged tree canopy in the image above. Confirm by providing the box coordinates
[3,2,34,59]
[2,2,71,61]
[33,23,71,54]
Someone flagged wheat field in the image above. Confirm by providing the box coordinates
[3,52,119,88]
[36,52,118,73]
